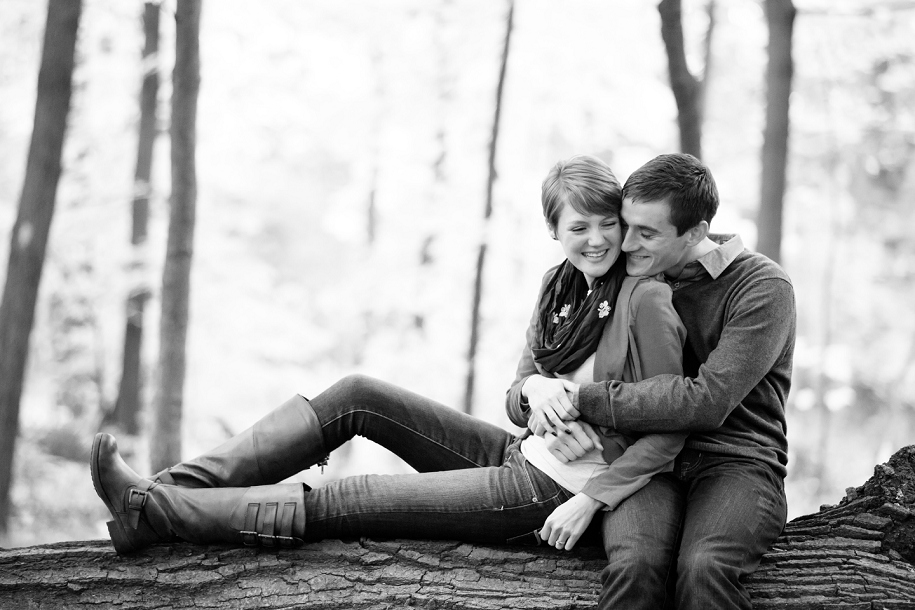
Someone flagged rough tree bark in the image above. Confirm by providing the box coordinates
[658,0,716,160]
[0,0,83,538]
[3,445,914,609]
[464,0,514,415]
[108,1,160,435]
[149,0,202,473]
[756,0,796,264]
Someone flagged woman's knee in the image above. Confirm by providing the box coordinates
[323,373,383,403]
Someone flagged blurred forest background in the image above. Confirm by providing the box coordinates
[0,0,913,548]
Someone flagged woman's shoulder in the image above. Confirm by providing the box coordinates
[624,275,673,302]
[535,262,564,291]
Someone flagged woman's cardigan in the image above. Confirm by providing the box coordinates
[506,270,687,510]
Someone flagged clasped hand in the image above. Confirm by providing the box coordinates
[521,375,602,462]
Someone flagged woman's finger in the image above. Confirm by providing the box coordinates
[563,530,581,550]
[544,403,572,433]
[547,433,578,462]
[539,522,553,544]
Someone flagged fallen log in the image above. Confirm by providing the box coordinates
[2,446,914,609]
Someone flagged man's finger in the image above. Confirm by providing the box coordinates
[580,421,603,451]
[560,380,581,419]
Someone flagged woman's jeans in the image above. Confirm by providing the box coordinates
[597,448,788,610]
[300,374,573,544]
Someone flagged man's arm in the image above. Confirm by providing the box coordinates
[576,276,795,433]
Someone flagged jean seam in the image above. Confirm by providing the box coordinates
[322,409,493,469]
[663,503,685,608]
[308,495,564,524]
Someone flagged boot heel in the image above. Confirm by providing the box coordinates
[106,519,135,555]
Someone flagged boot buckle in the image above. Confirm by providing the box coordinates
[240,530,260,546]
[126,488,148,529]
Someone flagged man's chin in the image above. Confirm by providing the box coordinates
[626,263,649,277]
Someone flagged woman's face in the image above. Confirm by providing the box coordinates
[551,202,622,288]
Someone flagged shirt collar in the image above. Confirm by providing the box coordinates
[667,234,744,282]
[698,234,743,279]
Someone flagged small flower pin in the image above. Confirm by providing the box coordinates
[559,304,571,318]
[553,314,560,324]
[598,300,611,318]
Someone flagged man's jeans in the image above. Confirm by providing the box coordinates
[301,374,573,543]
[598,449,787,610]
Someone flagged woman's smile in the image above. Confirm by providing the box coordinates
[553,202,623,287]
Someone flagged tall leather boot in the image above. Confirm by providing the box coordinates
[92,433,307,555]
[153,394,328,488]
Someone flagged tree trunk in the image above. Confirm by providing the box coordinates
[109,2,160,435]
[150,0,202,473]
[0,0,82,538]
[658,0,716,160]
[3,445,914,608]
[464,0,514,415]
[756,0,796,264]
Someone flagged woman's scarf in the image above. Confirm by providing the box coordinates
[532,256,627,375]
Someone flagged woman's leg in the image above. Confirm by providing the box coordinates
[92,433,308,554]
[93,433,570,554]
[158,374,514,488]
[311,374,514,472]
[302,442,571,544]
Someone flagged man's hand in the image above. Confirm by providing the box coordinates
[543,420,603,463]
[522,376,581,435]
[539,493,605,551]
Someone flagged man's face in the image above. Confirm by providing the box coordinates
[620,197,693,278]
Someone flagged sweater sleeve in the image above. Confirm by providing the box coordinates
[580,281,688,509]
[505,268,557,428]
[577,275,795,433]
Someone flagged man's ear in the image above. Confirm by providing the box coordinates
[685,220,710,246]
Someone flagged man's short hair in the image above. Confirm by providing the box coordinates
[622,153,719,236]
[541,154,622,228]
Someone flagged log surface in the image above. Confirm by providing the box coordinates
[2,446,915,609]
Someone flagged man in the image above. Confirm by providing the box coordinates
[557,153,795,609]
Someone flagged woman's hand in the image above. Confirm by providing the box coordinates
[539,493,605,551]
[544,420,603,463]
[522,376,580,435]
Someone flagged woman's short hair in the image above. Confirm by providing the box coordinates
[541,155,622,228]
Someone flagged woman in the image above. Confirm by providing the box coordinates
[91,154,685,555]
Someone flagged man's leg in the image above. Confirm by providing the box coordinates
[675,456,787,610]
[597,473,683,610]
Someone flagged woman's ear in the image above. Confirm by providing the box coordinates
[545,220,558,240]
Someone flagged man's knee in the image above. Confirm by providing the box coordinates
[603,543,670,581]
[676,543,748,608]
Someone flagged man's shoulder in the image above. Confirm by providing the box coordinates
[727,249,793,286]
